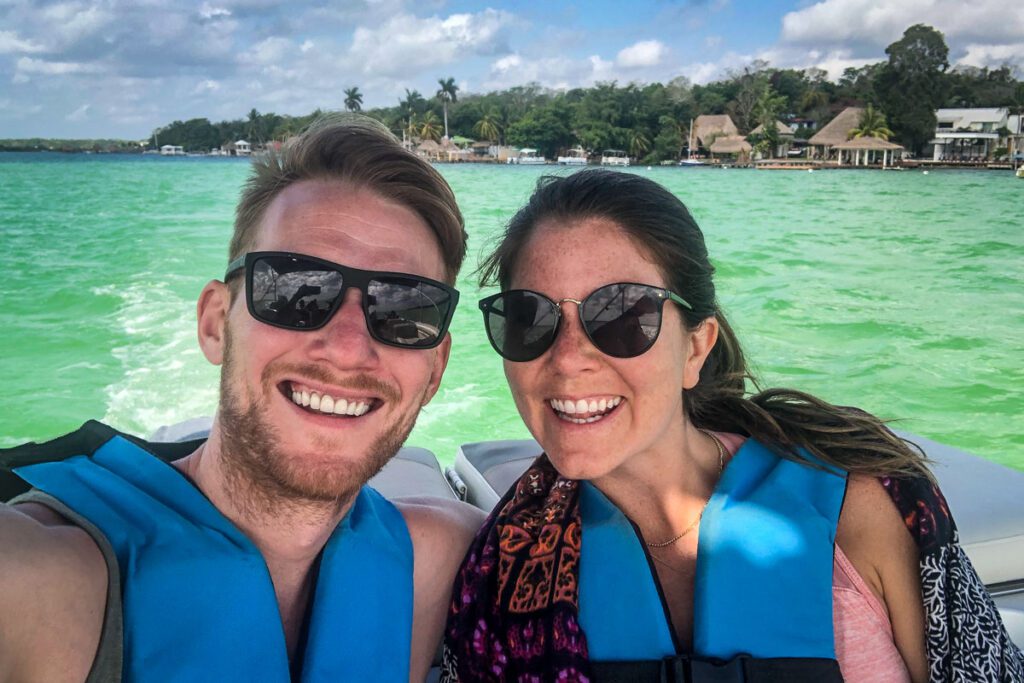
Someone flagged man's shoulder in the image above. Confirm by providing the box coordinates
[0,500,108,681]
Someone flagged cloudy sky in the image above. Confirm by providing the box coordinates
[1,0,1021,139]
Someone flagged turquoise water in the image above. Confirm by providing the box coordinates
[1,154,1021,470]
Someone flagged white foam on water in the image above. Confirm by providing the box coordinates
[101,276,218,437]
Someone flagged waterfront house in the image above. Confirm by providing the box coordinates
[930,108,1009,161]
[709,135,752,163]
[748,120,795,158]
[232,140,252,157]
[159,144,184,156]
[808,107,864,160]
[691,114,740,155]
[416,139,443,161]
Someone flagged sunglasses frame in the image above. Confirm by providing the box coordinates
[478,282,692,362]
[225,251,459,350]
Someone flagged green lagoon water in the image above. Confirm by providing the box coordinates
[1,153,1021,470]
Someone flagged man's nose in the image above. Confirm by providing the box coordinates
[307,288,379,366]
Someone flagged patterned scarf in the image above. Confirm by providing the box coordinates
[442,457,1023,682]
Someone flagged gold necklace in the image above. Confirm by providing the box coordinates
[645,429,726,548]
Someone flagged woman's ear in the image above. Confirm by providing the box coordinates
[683,317,719,390]
[197,280,230,365]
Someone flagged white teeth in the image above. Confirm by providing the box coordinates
[547,396,623,422]
[289,385,373,418]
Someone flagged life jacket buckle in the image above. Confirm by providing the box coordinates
[659,654,747,683]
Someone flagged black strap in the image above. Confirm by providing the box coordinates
[592,655,844,683]
[0,420,204,502]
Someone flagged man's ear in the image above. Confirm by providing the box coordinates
[421,332,452,406]
[683,316,719,390]
[197,280,231,366]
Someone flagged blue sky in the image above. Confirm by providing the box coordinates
[1,0,1021,139]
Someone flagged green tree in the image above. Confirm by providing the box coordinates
[436,77,459,139]
[849,104,895,140]
[628,128,651,159]
[418,111,442,142]
[473,107,502,142]
[874,24,950,154]
[344,87,363,112]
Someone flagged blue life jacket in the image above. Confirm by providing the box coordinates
[578,438,848,682]
[5,421,413,682]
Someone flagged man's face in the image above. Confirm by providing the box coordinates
[212,179,451,504]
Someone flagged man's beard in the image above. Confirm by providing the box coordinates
[216,328,420,517]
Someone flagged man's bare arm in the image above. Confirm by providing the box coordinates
[0,502,107,683]
[397,497,486,683]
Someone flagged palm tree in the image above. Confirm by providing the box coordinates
[418,111,442,142]
[473,107,502,143]
[849,104,894,140]
[399,88,426,117]
[436,77,459,140]
[343,87,363,112]
[247,108,263,143]
[628,129,651,159]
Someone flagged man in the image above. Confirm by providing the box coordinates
[0,116,485,682]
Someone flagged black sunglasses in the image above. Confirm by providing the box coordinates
[479,282,692,362]
[225,251,459,349]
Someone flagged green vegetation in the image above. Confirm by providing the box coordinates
[3,23,1021,159]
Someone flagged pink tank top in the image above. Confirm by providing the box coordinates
[713,433,911,681]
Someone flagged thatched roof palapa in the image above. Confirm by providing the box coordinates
[709,135,752,154]
[693,114,739,148]
[834,137,904,151]
[417,140,442,152]
[749,120,795,136]
[808,107,864,147]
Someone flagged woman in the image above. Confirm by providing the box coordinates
[443,170,1021,682]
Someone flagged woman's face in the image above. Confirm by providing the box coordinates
[504,217,712,481]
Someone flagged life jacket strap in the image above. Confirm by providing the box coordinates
[591,654,844,683]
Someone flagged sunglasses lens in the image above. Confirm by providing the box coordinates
[366,278,453,347]
[582,284,663,357]
[484,290,559,361]
[251,256,344,329]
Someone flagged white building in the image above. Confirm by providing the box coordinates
[159,144,184,156]
[233,140,252,156]
[931,108,1009,161]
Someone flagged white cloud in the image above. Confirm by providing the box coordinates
[66,103,90,121]
[616,40,666,68]
[16,57,101,76]
[958,42,1024,70]
[775,0,1024,75]
[192,79,221,94]
[781,0,1024,48]
[0,30,45,54]
[349,9,514,77]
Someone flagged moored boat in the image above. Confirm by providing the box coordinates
[600,149,630,166]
